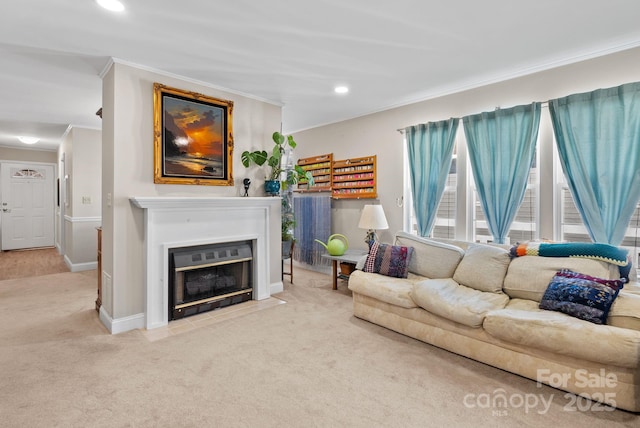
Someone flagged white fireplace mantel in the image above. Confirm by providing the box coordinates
[130,196,281,330]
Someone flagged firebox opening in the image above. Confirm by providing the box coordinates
[169,241,253,321]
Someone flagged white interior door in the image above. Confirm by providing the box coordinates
[1,163,55,250]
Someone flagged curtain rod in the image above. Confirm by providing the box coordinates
[396,101,549,134]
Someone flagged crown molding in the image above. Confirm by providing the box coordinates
[99,57,283,107]
[286,39,640,134]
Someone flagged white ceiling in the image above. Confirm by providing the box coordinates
[1,0,640,151]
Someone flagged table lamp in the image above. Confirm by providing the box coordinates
[358,204,389,245]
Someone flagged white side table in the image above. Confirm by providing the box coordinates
[321,250,367,290]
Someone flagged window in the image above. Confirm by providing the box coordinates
[622,204,640,272]
[558,185,591,243]
[471,152,538,245]
[430,156,456,239]
[559,181,640,271]
[12,168,45,179]
[404,133,539,245]
[401,104,636,277]
[404,141,457,239]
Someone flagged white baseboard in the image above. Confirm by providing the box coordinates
[99,307,145,334]
[270,281,284,295]
[64,255,98,272]
[98,283,285,334]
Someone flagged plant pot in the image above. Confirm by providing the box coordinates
[340,262,356,276]
[282,239,293,258]
[264,180,281,196]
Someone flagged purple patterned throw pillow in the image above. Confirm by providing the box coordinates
[539,269,624,324]
[364,242,414,278]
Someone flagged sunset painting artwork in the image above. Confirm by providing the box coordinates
[153,83,234,186]
[163,96,225,177]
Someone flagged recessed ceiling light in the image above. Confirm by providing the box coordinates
[96,0,125,12]
[334,86,349,94]
[18,136,39,145]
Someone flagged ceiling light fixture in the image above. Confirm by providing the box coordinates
[18,136,39,145]
[96,0,125,12]
[334,86,349,94]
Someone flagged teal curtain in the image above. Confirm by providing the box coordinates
[405,118,459,237]
[463,103,541,244]
[549,82,640,245]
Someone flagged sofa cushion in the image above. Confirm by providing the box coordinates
[411,278,510,328]
[539,269,623,324]
[483,299,640,369]
[502,256,618,302]
[347,270,419,309]
[363,241,414,278]
[394,231,465,278]
[608,289,640,331]
[452,243,511,293]
[431,238,511,252]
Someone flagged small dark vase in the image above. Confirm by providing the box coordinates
[264,179,280,196]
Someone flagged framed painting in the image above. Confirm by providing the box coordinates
[153,83,234,185]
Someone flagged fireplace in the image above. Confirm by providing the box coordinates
[169,241,253,320]
[129,196,281,332]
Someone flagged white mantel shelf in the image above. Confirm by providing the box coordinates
[130,196,281,330]
[130,196,280,209]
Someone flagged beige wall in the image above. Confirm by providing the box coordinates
[58,127,102,270]
[0,146,57,163]
[101,61,282,322]
[70,128,101,219]
[292,46,640,252]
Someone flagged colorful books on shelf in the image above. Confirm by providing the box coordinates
[296,153,377,199]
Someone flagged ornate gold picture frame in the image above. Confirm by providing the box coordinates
[153,83,234,186]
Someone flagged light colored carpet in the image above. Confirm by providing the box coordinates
[0,268,639,427]
[0,247,69,280]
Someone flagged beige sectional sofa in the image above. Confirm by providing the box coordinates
[348,232,640,412]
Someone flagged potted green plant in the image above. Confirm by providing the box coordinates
[242,131,314,263]
[282,215,296,242]
[241,131,314,195]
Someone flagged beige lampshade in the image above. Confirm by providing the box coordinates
[358,205,389,230]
